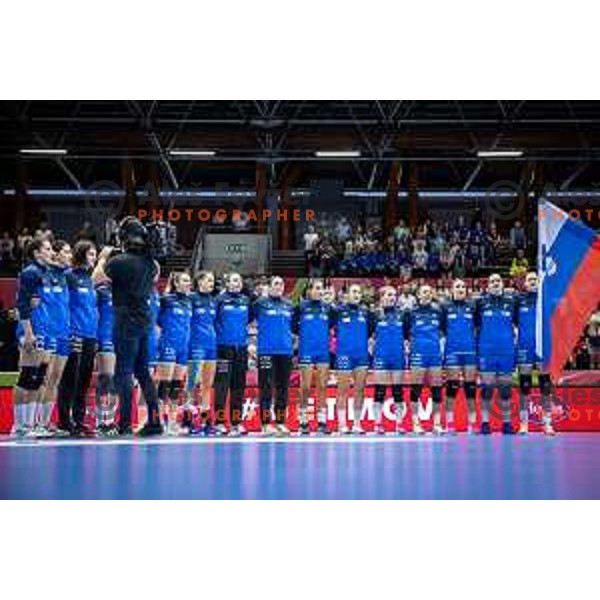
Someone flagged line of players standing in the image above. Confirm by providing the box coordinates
[12,234,556,438]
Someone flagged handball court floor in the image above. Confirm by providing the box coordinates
[1,433,600,499]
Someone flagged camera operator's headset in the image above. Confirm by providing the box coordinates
[118,216,148,251]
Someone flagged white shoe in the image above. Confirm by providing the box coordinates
[275,423,289,436]
[24,427,38,439]
[352,422,365,435]
[339,424,351,435]
[374,423,385,435]
[262,423,278,436]
[34,425,52,439]
[432,424,446,436]
[412,421,425,435]
[543,423,556,436]
[11,425,27,438]
[165,421,182,436]
[519,422,529,435]
[229,423,247,437]
[215,424,228,436]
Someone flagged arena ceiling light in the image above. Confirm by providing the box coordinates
[315,150,361,158]
[476,150,524,158]
[168,149,216,157]
[19,148,68,156]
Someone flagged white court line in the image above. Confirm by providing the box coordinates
[0,435,449,449]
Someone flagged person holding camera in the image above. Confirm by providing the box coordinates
[93,217,163,436]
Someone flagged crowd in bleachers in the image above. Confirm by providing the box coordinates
[304,213,529,279]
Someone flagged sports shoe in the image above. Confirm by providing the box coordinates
[480,422,491,435]
[300,422,311,436]
[72,423,95,437]
[98,423,120,437]
[262,423,278,436]
[118,425,133,436]
[518,422,529,435]
[317,421,329,435]
[352,422,365,435]
[214,424,228,436]
[502,422,514,435]
[432,424,446,436]
[228,423,247,437]
[12,425,28,438]
[203,422,217,436]
[412,421,425,435]
[375,423,386,435]
[136,422,164,437]
[543,423,557,436]
[275,423,289,436]
[339,423,351,435]
[24,427,38,439]
[166,420,184,437]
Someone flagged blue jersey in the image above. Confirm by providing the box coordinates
[373,307,405,361]
[443,299,477,355]
[44,265,70,339]
[476,293,516,356]
[96,284,114,341]
[16,261,51,338]
[406,303,444,357]
[333,303,373,360]
[295,299,331,359]
[158,292,192,345]
[189,291,217,350]
[67,267,98,339]
[516,291,536,351]
[252,295,294,355]
[215,291,250,348]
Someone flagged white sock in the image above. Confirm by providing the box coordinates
[14,403,26,427]
[41,402,53,426]
[396,402,406,425]
[317,408,326,424]
[411,402,421,425]
[353,401,363,426]
[373,403,382,425]
[299,406,307,425]
[26,402,37,427]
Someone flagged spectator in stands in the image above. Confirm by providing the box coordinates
[510,248,529,278]
[35,221,53,241]
[486,221,501,263]
[397,283,416,311]
[451,242,466,278]
[335,217,352,243]
[0,231,15,264]
[105,217,119,245]
[17,227,33,260]
[393,219,411,245]
[412,239,428,276]
[74,221,98,245]
[587,307,600,370]
[316,235,336,276]
[510,219,527,250]
[303,224,319,263]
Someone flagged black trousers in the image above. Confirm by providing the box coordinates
[113,321,160,430]
[58,337,96,429]
[214,345,248,426]
[258,354,292,424]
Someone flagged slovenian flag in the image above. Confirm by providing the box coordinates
[537,199,600,379]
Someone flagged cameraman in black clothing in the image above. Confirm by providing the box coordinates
[93,217,163,436]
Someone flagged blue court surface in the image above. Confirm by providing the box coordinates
[1,433,600,499]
